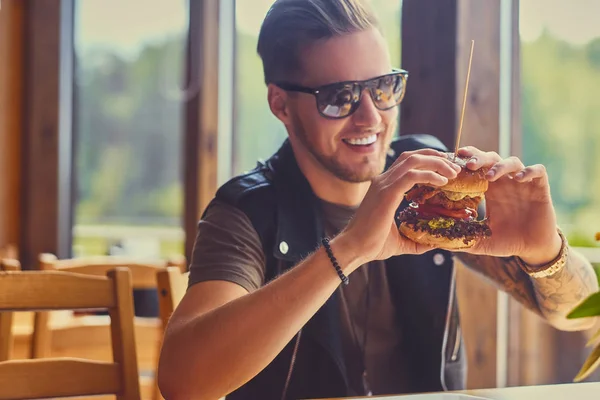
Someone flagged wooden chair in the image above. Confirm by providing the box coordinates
[0,258,21,362]
[156,266,189,328]
[30,253,186,400]
[155,266,189,400]
[0,245,18,260]
[0,267,141,400]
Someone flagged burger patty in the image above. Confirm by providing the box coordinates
[405,186,437,203]
[428,192,480,210]
[405,186,480,210]
[397,208,492,243]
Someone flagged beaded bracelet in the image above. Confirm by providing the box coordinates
[321,237,349,285]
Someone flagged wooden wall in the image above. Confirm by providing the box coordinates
[454,0,503,389]
[0,0,24,257]
[401,0,506,389]
[400,0,458,149]
[0,0,63,267]
[183,0,220,260]
[20,0,65,269]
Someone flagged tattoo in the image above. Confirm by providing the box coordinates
[456,249,599,328]
[530,249,599,323]
[455,253,543,316]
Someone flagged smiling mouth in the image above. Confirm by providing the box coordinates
[342,134,378,146]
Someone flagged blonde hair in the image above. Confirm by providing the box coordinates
[257,0,379,84]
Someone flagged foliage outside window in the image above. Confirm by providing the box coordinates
[72,0,188,258]
[520,0,600,383]
[520,0,600,248]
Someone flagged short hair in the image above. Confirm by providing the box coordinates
[257,0,380,85]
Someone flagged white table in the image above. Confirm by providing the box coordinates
[318,382,600,400]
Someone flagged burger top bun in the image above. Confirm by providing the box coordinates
[399,222,476,250]
[441,153,489,194]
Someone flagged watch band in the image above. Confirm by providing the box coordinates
[516,228,568,279]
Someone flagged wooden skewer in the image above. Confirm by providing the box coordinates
[454,40,475,159]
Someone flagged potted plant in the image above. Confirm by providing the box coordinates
[566,232,600,382]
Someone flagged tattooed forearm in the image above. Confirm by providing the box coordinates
[530,248,599,330]
[455,253,542,316]
[456,248,599,331]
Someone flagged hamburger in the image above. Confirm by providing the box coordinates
[396,153,492,249]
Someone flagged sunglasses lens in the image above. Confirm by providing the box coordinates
[317,84,360,118]
[315,72,406,118]
[371,74,405,109]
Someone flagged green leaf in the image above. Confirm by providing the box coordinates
[586,328,600,347]
[567,292,600,319]
[574,340,600,382]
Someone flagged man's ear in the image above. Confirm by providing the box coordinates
[267,84,291,125]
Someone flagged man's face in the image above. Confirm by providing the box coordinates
[282,28,399,183]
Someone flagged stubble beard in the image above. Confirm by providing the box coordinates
[291,115,389,183]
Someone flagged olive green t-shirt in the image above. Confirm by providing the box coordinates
[188,199,409,396]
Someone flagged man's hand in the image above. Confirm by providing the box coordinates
[340,148,462,264]
[455,146,562,266]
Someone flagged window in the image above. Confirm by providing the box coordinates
[232,0,403,176]
[520,0,600,256]
[71,0,189,258]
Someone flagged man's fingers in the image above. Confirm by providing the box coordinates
[397,148,448,162]
[391,148,451,170]
[395,170,449,189]
[457,147,502,170]
[514,164,547,183]
[396,234,436,255]
[486,156,526,182]
[380,152,464,206]
[397,154,461,179]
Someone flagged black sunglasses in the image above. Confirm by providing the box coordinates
[274,68,408,119]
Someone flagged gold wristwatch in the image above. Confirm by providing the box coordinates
[516,228,568,279]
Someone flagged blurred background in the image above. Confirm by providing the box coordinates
[53,0,600,259]
[1,0,599,397]
[70,0,402,259]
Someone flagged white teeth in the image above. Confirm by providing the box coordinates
[344,134,377,146]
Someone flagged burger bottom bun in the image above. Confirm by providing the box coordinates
[399,222,476,250]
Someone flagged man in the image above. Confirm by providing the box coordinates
[158,1,598,399]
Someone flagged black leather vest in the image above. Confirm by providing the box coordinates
[207,134,466,400]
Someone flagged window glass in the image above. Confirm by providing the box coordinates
[520,0,600,248]
[72,0,189,258]
[233,0,403,176]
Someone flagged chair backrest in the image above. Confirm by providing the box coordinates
[31,253,186,359]
[156,267,189,330]
[0,258,21,361]
[38,253,187,288]
[0,245,18,260]
[34,254,187,400]
[0,268,141,400]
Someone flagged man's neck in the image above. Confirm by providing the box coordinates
[293,153,371,208]
[310,174,370,207]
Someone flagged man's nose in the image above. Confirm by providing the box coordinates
[351,89,383,127]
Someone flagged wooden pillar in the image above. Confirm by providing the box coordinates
[0,0,25,258]
[400,0,458,149]
[19,0,67,268]
[455,0,503,390]
[401,0,504,390]
[183,0,220,261]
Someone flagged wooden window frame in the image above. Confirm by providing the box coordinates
[18,0,74,268]
[0,0,25,257]
[401,0,520,389]
[183,0,221,260]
